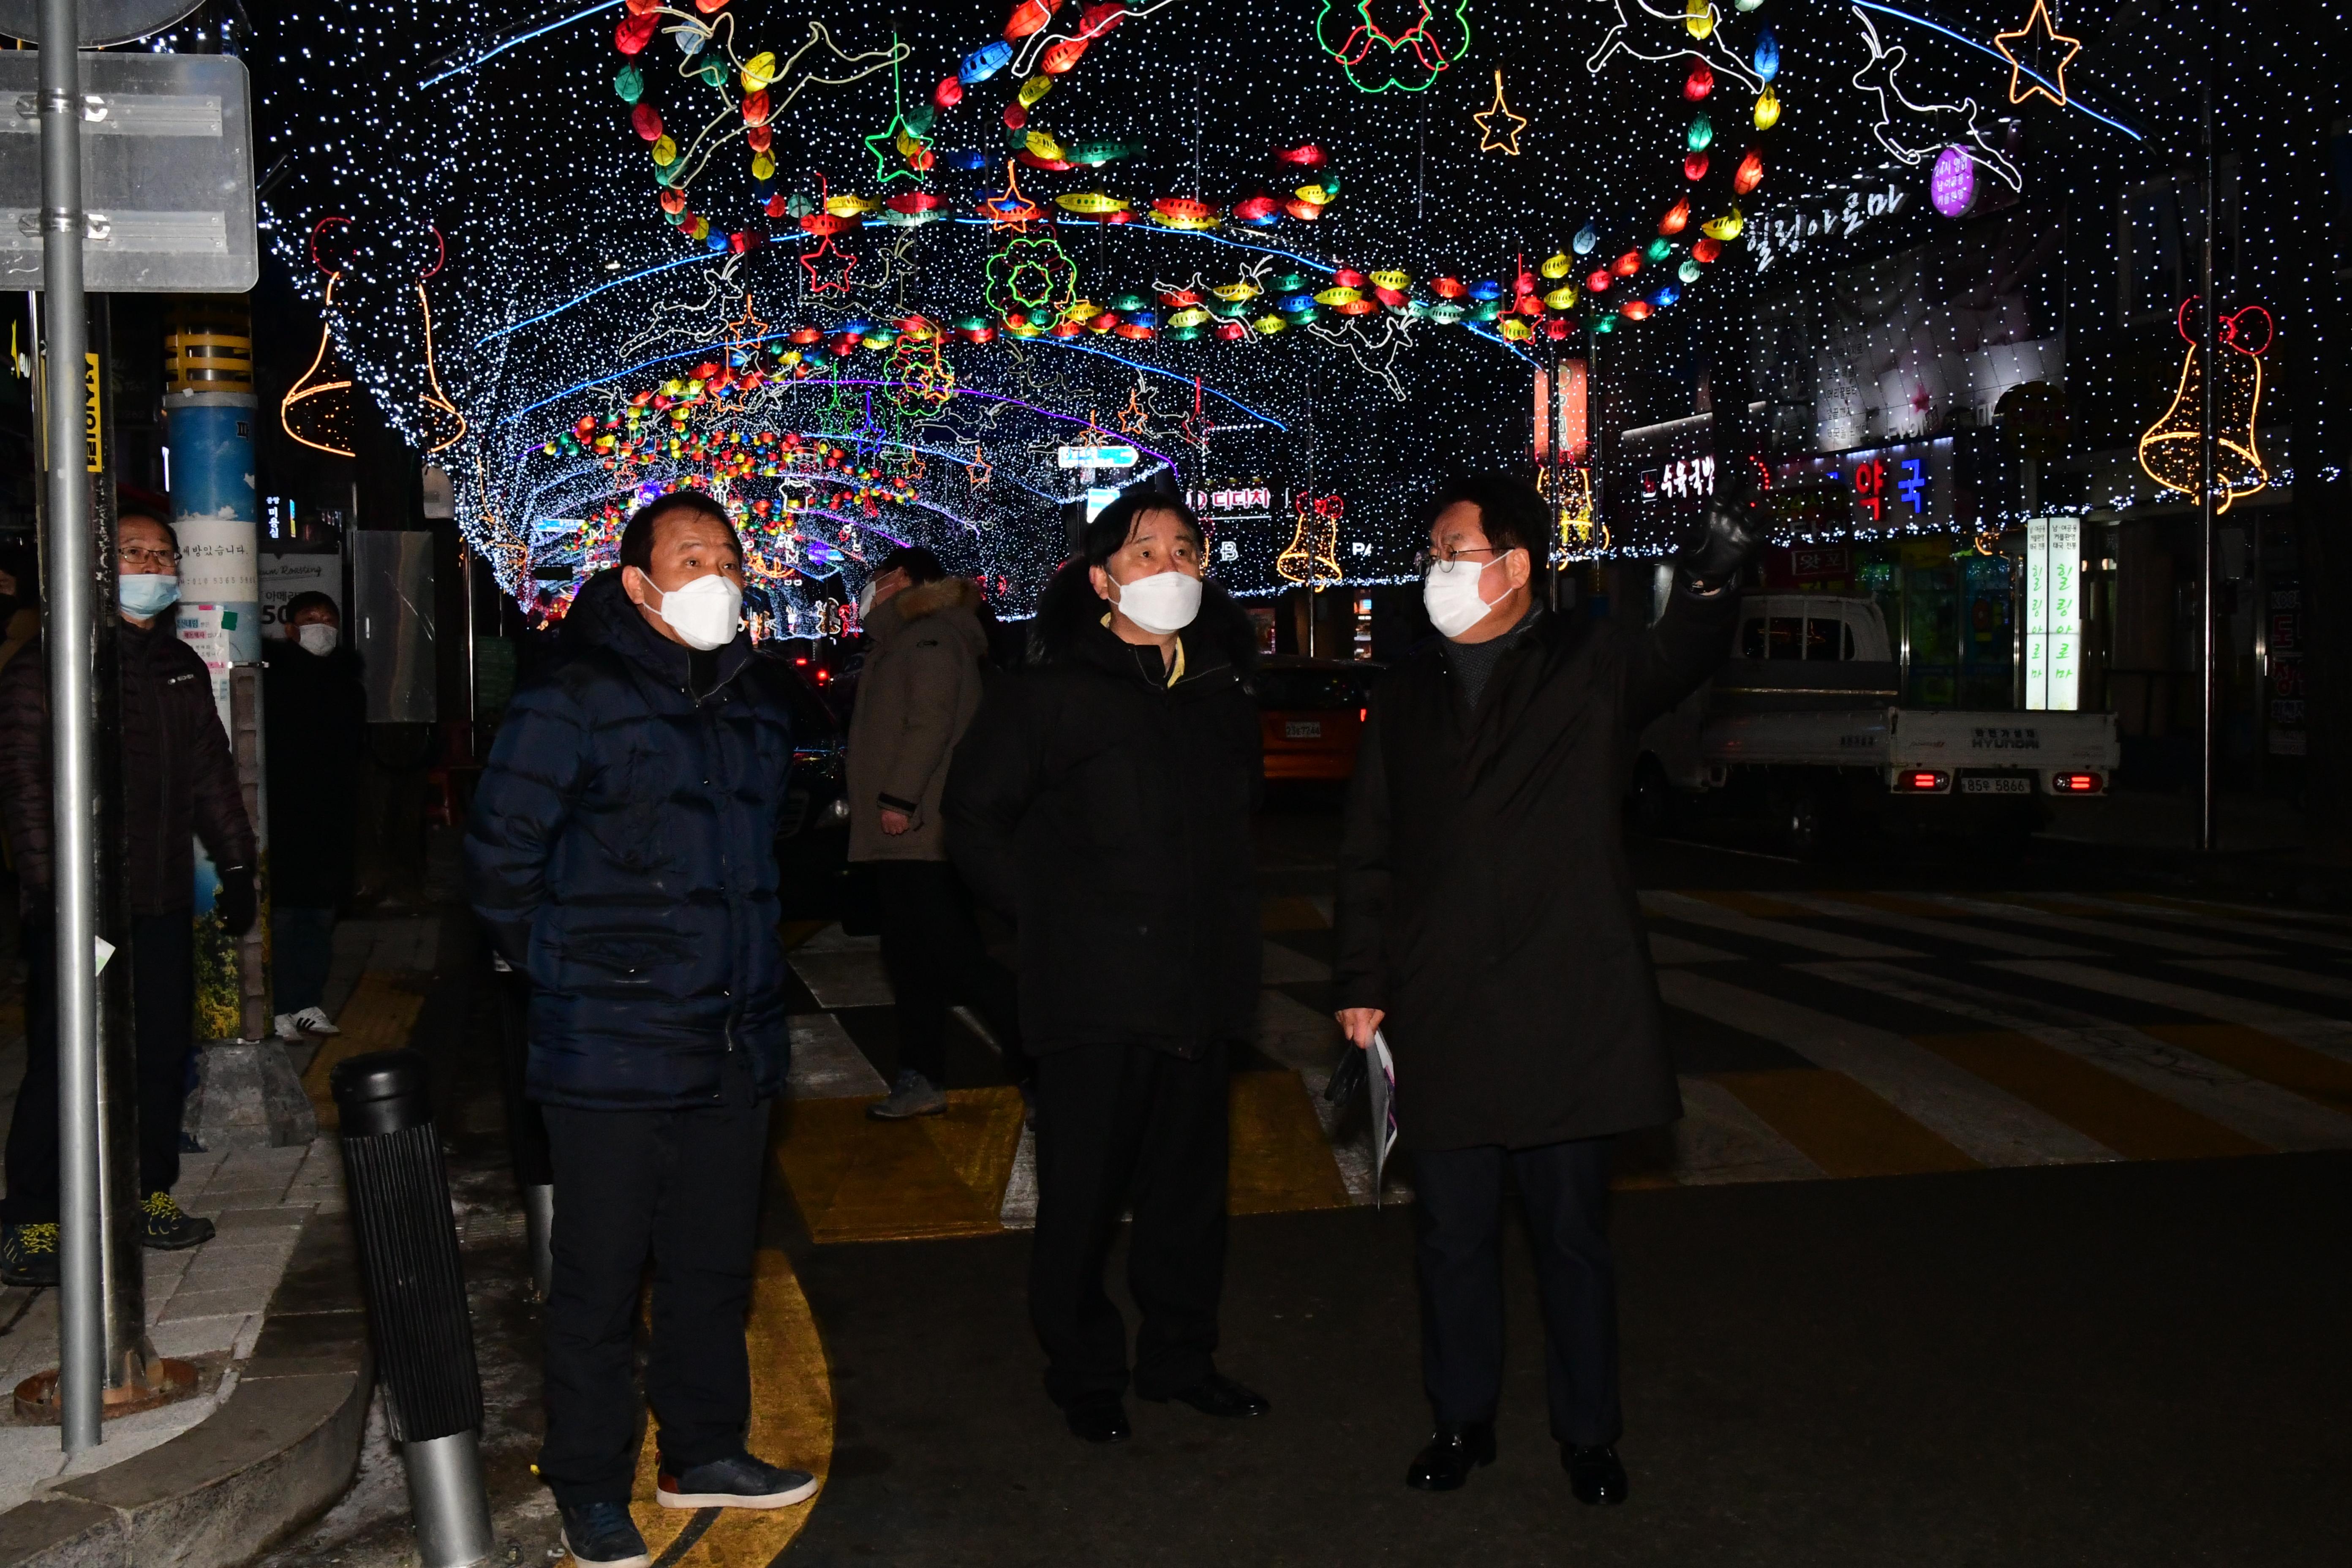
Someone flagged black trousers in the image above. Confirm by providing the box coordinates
[5,912,194,1226]
[1413,1137,1622,1446]
[869,858,1025,1087]
[1029,1041,1228,1405]
[539,1066,770,1506]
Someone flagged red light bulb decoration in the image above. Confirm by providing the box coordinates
[1685,152,1710,180]
[1733,148,1765,195]
[1684,60,1714,100]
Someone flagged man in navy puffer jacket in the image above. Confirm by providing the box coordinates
[467,492,813,1568]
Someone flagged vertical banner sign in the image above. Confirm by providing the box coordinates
[2024,517,2081,711]
[164,390,267,1037]
[1533,366,1551,464]
[82,352,101,471]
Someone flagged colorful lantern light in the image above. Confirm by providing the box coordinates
[1754,86,1780,130]
[1734,148,1765,194]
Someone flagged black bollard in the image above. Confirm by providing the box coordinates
[331,1050,495,1568]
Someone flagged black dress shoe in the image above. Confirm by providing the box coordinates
[1139,1372,1269,1419]
[1063,1395,1130,1444]
[1563,1443,1629,1505]
[1406,1423,1495,1491]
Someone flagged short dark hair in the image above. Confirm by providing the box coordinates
[1426,474,1549,564]
[874,545,945,585]
[1077,484,1204,570]
[283,590,338,622]
[619,489,740,573]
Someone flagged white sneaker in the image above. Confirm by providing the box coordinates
[291,1006,341,1037]
[272,1013,304,1043]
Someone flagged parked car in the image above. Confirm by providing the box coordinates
[1255,657,1383,783]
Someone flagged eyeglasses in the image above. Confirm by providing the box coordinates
[1411,544,1501,575]
[118,546,178,568]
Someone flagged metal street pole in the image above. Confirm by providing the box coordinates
[2197,74,2218,852]
[38,0,102,1453]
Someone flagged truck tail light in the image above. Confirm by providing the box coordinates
[2050,772,2104,794]
[1895,770,1948,792]
[1358,706,1367,722]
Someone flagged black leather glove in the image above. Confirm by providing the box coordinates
[1676,478,1769,595]
[216,865,257,938]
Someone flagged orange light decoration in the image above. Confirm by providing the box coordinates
[2138,298,2273,513]
[281,217,357,457]
[1992,0,2082,107]
[1733,147,1765,195]
[1612,250,1642,276]
[1660,199,1691,235]
[414,228,467,455]
[1474,70,1528,154]
[1277,492,1344,586]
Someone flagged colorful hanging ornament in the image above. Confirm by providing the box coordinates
[1753,85,1780,130]
[1685,60,1714,101]
[1754,27,1779,81]
[1701,208,1745,240]
[1573,224,1600,255]
[1684,152,1710,180]
[1684,0,1715,38]
[1733,148,1765,194]
[1659,199,1690,235]
[1687,114,1714,152]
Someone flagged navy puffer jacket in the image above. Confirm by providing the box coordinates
[466,570,796,1109]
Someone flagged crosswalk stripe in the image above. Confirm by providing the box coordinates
[1682,890,1824,920]
[1903,894,2262,956]
[1657,1076,1824,1185]
[2175,958,2352,1004]
[2020,894,2352,954]
[1642,890,1923,958]
[1982,960,2352,1056]
[1262,937,1331,983]
[1787,892,2099,956]
[1802,961,2352,1152]
[785,926,894,1008]
[1903,1031,2267,1161]
[1650,932,1742,965]
[1228,1071,1355,1215]
[1704,1068,1979,1178]
[787,1013,889,1098]
[2100,891,2352,931]
[1659,970,2115,1166]
[2134,1024,2352,1120]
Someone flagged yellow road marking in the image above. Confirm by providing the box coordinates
[1817,891,1965,920]
[630,1250,831,1567]
[298,970,430,1130]
[1907,1031,2267,1161]
[1708,1069,1980,1178]
[1260,895,1329,932]
[773,1087,1026,1244]
[1682,890,1822,920]
[1228,1070,1353,1215]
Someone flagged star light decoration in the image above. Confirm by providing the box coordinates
[1473,71,1528,155]
[1992,0,2082,108]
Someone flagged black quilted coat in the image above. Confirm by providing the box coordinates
[465,570,798,1110]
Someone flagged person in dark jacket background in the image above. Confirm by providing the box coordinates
[263,591,365,1042]
[466,491,814,1568]
[0,512,256,1284]
[945,486,1269,1446]
[1334,474,1759,1502]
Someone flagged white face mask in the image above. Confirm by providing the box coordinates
[855,579,877,619]
[295,623,339,656]
[1110,567,1202,635]
[646,571,743,651]
[1423,555,1500,639]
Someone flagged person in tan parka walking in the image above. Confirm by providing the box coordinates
[847,547,1025,1118]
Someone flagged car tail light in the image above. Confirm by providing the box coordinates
[2050,772,2103,794]
[814,669,830,683]
[1895,770,1948,792]
[1358,706,1367,722]
[794,656,809,665]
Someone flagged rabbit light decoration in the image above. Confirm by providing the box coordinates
[2138,298,2273,513]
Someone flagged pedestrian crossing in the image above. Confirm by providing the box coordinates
[767,891,2352,1245]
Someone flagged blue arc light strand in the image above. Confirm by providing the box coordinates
[421,0,626,90]
[1848,0,2143,141]
[477,252,728,347]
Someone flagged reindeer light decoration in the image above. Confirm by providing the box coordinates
[1848,9,2021,193]
[1587,0,1761,95]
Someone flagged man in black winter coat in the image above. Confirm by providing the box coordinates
[466,492,814,1568]
[945,488,1270,1446]
[0,512,256,1284]
[1334,474,1759,1503]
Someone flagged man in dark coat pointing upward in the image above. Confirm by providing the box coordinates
[1335,473,1759,1503]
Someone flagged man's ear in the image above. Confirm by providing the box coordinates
[621,564,653,607]
[1087,563,1113,602]
[1503,547,1534,591]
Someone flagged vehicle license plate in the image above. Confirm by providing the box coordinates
[1962,776,2031,795]
[1284,720,1323,740]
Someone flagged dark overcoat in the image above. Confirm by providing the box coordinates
[943,572,1262,1059]
[1334,589,1739,1152]
[465,570,797,1110]
[262,641,366,908]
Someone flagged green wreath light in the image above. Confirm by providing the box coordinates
[984,231,1080,319]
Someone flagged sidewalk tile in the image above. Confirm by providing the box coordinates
[158,1285,274,1321]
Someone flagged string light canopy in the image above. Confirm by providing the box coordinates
[251,0,2171,621]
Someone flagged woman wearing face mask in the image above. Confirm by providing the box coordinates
[945,485,1269,1446]
[262,593,365,1041]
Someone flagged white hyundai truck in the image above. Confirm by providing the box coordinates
[1633,593,2120,857]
